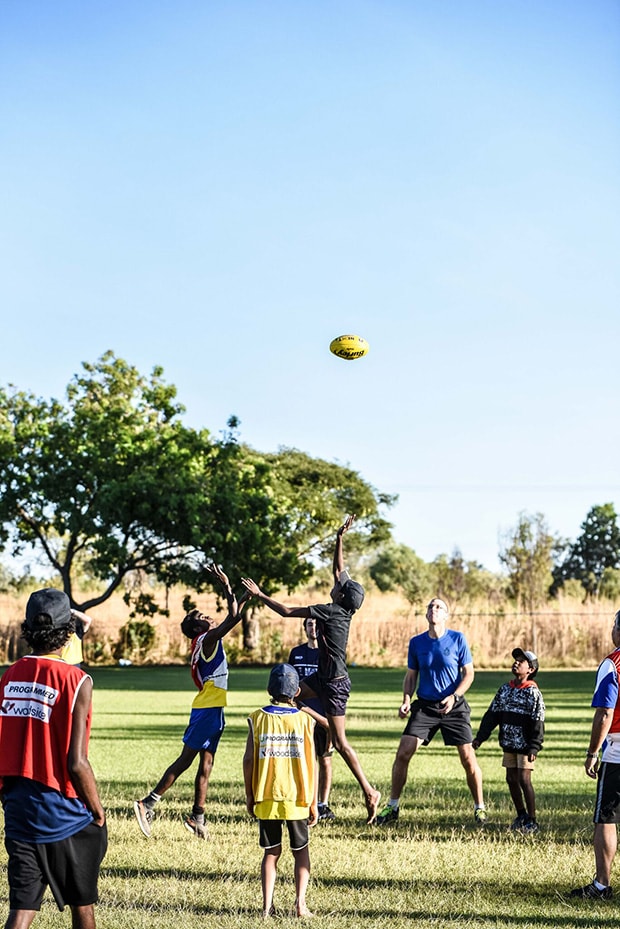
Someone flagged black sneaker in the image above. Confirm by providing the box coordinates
[375,804,399,826]
[521,818,539,835]
[318,804,336,822]
[569,881,613,900]
[510,813,527,831]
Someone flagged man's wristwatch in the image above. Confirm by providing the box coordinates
[586,751,598,758]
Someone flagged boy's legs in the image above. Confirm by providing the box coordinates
[153,744,199,796]
[505,766,524,813]
[517,768,536,819]
[327,714,381,823]
[70,906,96,929]
[7,901,95,929]
[261,846,281,917]
[184,749,215,839]
[134,744,199,836]
[304,675,380,823]
[5,911,37,929]
[318,753,332,806]
[292,846,311,918]
[193,749,215,809]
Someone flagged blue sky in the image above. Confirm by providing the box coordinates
[1,1,619,571]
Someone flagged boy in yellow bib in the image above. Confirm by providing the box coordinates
[244,663,317,918]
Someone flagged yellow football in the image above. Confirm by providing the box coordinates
[329,334,369,361]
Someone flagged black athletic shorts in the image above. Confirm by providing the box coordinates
[5,821,108,912]
[403,697,473,746]
[314,725,332,758]
[302,672,350,717]
[259,818,309,851]
[594,762,620,824]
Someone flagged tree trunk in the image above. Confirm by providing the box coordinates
[243,612,260,651]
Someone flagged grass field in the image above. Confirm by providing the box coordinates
[0,666,616,928]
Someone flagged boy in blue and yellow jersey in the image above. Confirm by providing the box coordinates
[243,663,317,918]
[134,565,248,839]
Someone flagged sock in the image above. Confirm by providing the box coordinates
[142,791,161,810]
[593,879,609,891]
[387,799,399,810]
[192,806,205,824]
[475,804,486,811]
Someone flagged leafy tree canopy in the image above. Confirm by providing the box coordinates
[369,542,430,607]
[499,512,558,612]
[551,503,620,600]
[0,353,394,624]
[431,548,500,610]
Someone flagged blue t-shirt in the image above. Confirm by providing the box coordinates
[2,777,93,843]
[592,657,619,709]
[408,629,473,702]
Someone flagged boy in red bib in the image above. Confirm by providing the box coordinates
[0,588,106,929]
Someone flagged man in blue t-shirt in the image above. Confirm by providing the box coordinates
[375,597,486,826]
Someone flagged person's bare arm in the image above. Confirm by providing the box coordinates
[308,739,318,826]
[67,677,105,826]
[201,566,251,651]
[243,728,256,817]
[399,668,418,718]
[71,609,93,635]
[333,515,355,584]
[241,578,310,619]
[299,702,329,730]
[585,706,614,778]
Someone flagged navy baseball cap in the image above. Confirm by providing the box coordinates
[268,663,300,699]
[25,588,71,630]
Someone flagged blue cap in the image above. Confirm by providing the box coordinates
[268,663,300,699]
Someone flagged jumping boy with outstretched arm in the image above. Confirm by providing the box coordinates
[134,565,248,839]
[242,516,381,824]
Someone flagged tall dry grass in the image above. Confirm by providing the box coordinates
[0,585,615,668]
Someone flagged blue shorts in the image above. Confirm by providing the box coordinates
[183,707,225,753]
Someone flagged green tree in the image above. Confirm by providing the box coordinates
[0,353,216,613]
[431,548,497,610]
[370,542,431,608]
[551,503,620,600]
[0,355,395,651]
[499,512,557,613]
[263,448,394,565]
